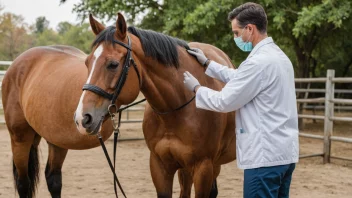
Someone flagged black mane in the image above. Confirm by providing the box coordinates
[92,26,190,68]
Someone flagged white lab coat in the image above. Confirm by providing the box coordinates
[196,37,299,169]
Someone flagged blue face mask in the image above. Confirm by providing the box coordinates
[234,27,253,52]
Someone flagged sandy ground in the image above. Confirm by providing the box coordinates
[1,112,352,198]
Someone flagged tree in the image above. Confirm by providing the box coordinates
[57,21,73,35]
[35,29,62,46]
[0,4,94,62]
[63,0,352,79]
[0,12,33,60]
[35,16,49,34]
[60,0,161,24]
[60,22,95,53]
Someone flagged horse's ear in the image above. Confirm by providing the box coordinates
[115,12,127,39]
[89,14,105,35]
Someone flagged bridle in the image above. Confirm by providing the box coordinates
[81,34,195,197]
[82,35,138,198]
[83,35,141,105]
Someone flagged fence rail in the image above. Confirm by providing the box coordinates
[296,88,352,93]
[0,61,12,66]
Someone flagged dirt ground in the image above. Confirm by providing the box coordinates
[1,112,352,198]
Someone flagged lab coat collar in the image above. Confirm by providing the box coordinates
[247,37,274,59]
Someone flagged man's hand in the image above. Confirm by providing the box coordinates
[187,48,210,66]
[183,71,200,92]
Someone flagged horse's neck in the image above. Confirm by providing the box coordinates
[139,50,195,113]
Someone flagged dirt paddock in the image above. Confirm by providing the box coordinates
[1,115,352,198]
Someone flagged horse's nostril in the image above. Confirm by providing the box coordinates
[81,113,93,128]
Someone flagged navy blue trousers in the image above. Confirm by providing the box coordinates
[243,163,296,198]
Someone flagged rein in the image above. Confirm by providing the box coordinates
[82,35,195,198]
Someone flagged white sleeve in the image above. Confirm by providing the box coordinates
[196,60,264,112]
[205,61,238,83]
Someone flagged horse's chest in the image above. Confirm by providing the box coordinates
[153,134,194,167]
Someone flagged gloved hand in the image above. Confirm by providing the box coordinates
[183,71,200,92]
[187,48,209,66]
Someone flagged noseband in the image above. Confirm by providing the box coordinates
[82,35,141,105]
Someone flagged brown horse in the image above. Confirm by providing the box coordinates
[2,45,115,198]
[2,13,236,198]
[74,13,237,198]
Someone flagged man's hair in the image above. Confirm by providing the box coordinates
[228,2,268,33]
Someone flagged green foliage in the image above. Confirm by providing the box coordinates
[35,29,62,46]
[68,0,161,24]
[57,21,73,35]
[35,16,50,34]
[0,12,96,63]
[67,0,350,78]
[0,12,33,60]
[60,23,95,53]
[293,0,351,37]
[0,0,351,81]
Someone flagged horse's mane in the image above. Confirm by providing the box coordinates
[92,26,190,68]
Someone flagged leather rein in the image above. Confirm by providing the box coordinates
[81,35,195,197]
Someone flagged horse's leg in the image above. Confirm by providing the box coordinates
[150,153,176,198]
[193,160,214,198]
[45,142,68,198]
[11,127,40,198]
[209,165,221,198]
[178,168,193,198]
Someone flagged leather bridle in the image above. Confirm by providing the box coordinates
[83,35,141,105]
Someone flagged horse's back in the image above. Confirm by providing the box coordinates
[47,45,87,59]
[3,45,86,84]
[2,45,86,103]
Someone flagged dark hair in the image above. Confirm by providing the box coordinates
[92,26,189,68]
[228,2,267,33]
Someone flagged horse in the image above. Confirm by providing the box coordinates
[2,45,116,198]
[74,13,237,198]
[2,13,236,198]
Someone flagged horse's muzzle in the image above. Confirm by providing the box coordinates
[74,109,106,136]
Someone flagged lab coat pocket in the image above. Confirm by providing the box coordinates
[236,128,253,164]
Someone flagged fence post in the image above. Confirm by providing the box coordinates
[323,70,335,164]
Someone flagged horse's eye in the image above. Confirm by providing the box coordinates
[107,61,119,70]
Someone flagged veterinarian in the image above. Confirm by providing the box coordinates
[183,2,299,198]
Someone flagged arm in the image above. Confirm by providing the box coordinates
[205,61,238,83]
[188,48,237,83]
[195,60,263,112]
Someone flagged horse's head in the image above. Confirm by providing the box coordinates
[74,13,141,135]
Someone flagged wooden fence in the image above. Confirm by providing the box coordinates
[0,61,351,163]
[296,69,352,163]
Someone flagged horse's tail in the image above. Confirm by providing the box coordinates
[13,145,40,198]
